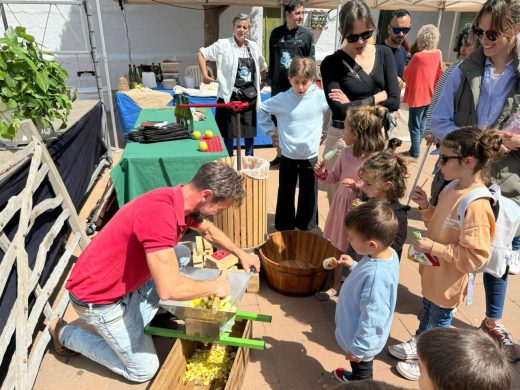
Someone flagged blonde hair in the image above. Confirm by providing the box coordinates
[346,105,386,158]
[415,24,440,51]
[288,57,316,80]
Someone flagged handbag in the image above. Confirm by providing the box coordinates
[236,84,257,103]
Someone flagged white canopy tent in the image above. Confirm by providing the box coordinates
[118,0,486,56]
[120,0,485,11]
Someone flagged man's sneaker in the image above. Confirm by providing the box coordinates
[396,360,420,381]
[480,320,520,362]
[388,336,418,360]
[269,156,281,168]
[332,367,352,383]
[49,318,79,357]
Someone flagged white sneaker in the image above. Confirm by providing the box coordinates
[508,252,520,275]
[388,336,418,360]
[396,360,420,381]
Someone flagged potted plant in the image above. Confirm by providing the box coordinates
[0,26,76,141]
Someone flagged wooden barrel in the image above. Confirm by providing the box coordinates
[258,231,336,296]
[213,156,268,249]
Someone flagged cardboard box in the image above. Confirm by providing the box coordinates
[205,249,239,270]
[151,320,252,390]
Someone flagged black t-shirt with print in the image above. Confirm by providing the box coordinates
[268,25,315,96]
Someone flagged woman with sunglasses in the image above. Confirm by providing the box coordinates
[431,0,520,363]
[402,24,442,159]
[320,0,400,206]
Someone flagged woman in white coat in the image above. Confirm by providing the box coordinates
[198,13,267,156]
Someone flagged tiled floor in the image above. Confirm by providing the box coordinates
[33,111,520,389]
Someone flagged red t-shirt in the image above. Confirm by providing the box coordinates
[403,50,442,108]
[66,186,200,304]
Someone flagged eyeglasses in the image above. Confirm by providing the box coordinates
[439,155,464,165]
[391,27,411,35]
[473,27,500,42]
[345,30,374,43]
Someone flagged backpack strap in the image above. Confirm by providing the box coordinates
[456,186,497,225]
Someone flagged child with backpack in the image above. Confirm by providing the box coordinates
[389,127,502,381]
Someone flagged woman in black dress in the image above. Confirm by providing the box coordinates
[198,13,267,156]
[320,0,400,204]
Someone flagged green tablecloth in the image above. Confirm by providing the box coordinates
[111,108,228,206]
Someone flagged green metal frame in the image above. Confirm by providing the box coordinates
[144,311,272,350]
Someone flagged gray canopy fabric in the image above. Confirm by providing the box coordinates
[119,0,485,12]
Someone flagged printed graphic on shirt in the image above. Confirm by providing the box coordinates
[238,65,252,83]
[280,51,292,70]
[442,216,461,230]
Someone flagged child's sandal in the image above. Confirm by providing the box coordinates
[315,288,337,301]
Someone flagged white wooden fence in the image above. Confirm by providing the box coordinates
[0,120,89,389]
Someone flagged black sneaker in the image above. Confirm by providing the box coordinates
[269,156,281,168]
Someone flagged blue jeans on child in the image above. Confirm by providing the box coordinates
[61,244,191,382]
[483,236,519,319]
[416,297,454,335]
[408,105,429,158]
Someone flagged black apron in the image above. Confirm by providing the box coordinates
[216,51,257,139]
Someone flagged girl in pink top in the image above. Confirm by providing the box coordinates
[314,105,386,299]
[403,24,442,158]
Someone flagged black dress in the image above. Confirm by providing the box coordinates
[215,52,257,140]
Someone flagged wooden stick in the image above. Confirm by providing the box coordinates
[407,142,433,206]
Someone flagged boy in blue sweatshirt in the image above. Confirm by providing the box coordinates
[333,201,400,382]
[258,57,329,231]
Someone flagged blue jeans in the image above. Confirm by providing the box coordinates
[416,297,454,335]
[483,236,519,319]
[224,137,254,157]
[408,105,429,158]
[61,245,191,382]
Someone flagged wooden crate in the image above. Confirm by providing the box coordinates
[151,320,252,390]
[213,157,267,249]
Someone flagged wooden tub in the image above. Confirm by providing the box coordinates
[258,231,336,296]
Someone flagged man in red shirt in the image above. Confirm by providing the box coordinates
[50,162,260,382]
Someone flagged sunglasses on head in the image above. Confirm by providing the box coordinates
[345,30,374,43]
[439,154,464,165]
[391,27,411,34]
[473,27,500,42]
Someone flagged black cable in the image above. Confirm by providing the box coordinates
[120,4,133,66]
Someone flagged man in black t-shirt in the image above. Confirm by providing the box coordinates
[383,9,411,86]
[268,0,315,167]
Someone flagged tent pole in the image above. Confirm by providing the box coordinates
[1,4,8,30]
[447,12,459,63]
[437,10,443,27]
[94,0,119,151]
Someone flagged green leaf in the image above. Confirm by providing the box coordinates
[35,70,50,92]
[5,74,16,88]
[1,86,14,97]
[6,99,17,109]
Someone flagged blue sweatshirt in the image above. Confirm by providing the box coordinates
[335,248,400,361]
[258,84,330,160]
